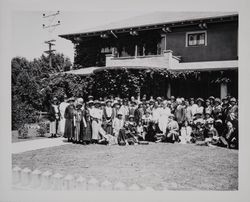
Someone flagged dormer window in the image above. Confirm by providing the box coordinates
[186,31,207,47]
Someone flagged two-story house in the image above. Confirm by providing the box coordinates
[59,12,238,99]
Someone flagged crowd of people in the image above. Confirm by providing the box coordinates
[47,94,238,149]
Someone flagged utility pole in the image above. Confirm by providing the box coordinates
[42,11,60,70]
[44,40,56,69]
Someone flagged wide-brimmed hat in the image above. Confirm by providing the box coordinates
[214,98,221,104]
[230,97,236,102]
[88,95,94,100]
[94,100,100,105]
[53,97,58,101]
[129,115,134,119]
[112,100,120,107]
[170,96,175,100]
[195,119,204,125]
[67,97,75,102]
[88,100,94,105]
[76,97,84,104]
[206,118,214,124]
[196,98,204,102]
[100,101,106,106]
[209,96,215,100]
[169,113,175,118]
[105,99,112,103]
[149,98,155,103]
[194,112,202,117]
[117,112,123,116]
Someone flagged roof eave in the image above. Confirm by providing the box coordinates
[59,14,238,41]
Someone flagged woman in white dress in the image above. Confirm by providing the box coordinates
[158,100,171,134]
[90,100,103,143]
[59,95,69,136]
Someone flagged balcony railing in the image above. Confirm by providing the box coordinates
[105,50,181,69]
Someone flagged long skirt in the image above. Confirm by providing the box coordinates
[59,118,66,134]
[158,117,168,134]
[103,122,113,135]
[91,120,100,140]
[64,119,74,139]
[50,121,56,134]
[74,121,83,142]
[118,129,126,145]
[83,121,92,141]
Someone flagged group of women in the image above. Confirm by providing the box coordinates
[47,94,238,149]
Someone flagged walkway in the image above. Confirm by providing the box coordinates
[12,137,70,154]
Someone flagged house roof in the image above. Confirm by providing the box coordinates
[59,11,238,38]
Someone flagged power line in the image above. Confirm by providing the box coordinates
[42,11,61,70]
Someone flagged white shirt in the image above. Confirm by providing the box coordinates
[105,107,113,117]
[152,107,160,122]
[91,108,102,119]
[191,104,198,116]
[59,102,69,119]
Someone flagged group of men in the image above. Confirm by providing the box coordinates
[47,94,238,149]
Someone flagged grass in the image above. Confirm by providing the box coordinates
[12,142,238,190]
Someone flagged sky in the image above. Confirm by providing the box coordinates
[11,11,148,63]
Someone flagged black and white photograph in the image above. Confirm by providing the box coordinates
[1,0,250,201]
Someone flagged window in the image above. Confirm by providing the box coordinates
[186,31,207,47]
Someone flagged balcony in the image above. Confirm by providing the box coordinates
[105,50,181,69]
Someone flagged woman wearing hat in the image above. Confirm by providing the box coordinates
[196,98,204,116]
[64,97,75,142]
[103,99,114,135]
[165,114,179,143]
[82,107,92,144]
[158,100,171,134]
[227,97,238,124]
[90,100,103,143]
[123,115,138,145]
[190,98,198,120]
[112,111,125,141]
[58,95,69,136]
[74,100,87,143]
[203,118,219,147]
[48,97,61,138]
[212,98,222,120]
[134,102,144,125]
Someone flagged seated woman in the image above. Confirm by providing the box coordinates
[191,119,205,143]
[118,115,138,145]
[136,121,145,141]
[179,120,192,144]
[112,112,125,144]
[145,120,158,142]
[155,114,179,143]
[219,121,238,149]
[164,114,179,143]
[197,118,219,147]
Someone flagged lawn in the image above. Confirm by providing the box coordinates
[12,143,238,190]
